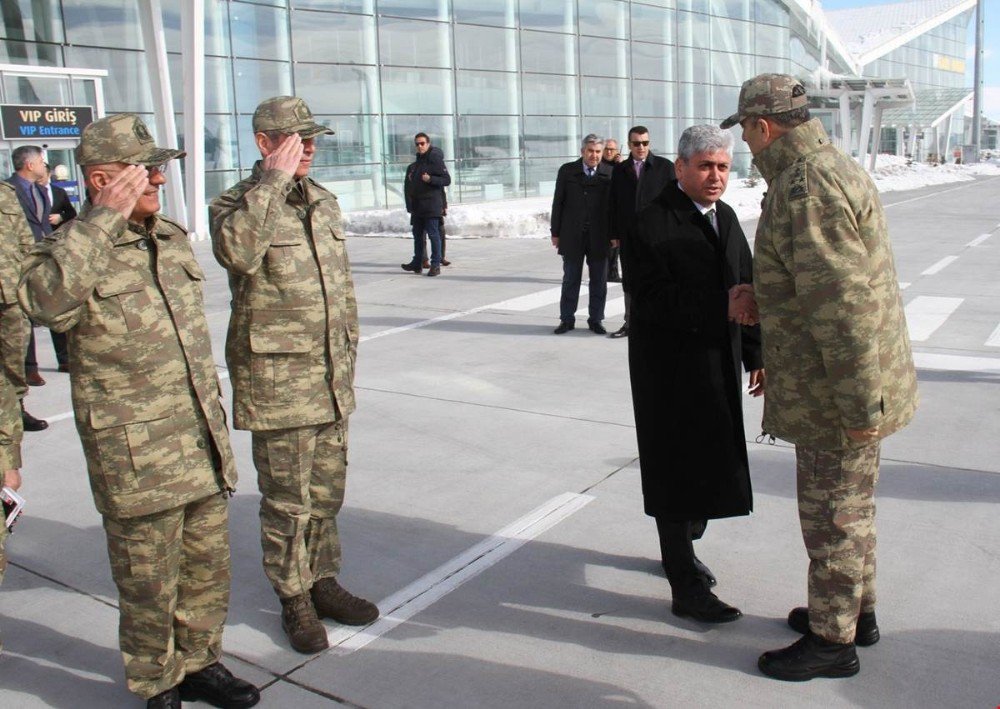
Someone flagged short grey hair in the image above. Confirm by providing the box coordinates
[12,145,43,171]
[581,133,604,149]
[676,125,734,161]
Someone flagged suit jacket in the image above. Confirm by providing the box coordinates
[609,153,675,241]
[549,158,614,259]
[5,175,51,240]
[48,183,77,226]
[626,180,761,521]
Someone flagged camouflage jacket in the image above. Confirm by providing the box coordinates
[18,205,237,518]
[0,182,35,305]
[753,119,918,449]
[209,162,358,431]
[0,370,22,470]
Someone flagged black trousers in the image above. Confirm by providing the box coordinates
[25,327,68,370]
[655,517,707,597]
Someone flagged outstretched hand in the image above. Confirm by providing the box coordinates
[92,165,149,219]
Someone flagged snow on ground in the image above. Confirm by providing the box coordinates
[344,157,1000,239]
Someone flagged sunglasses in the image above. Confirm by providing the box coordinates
[630,140,650,147]
[415,141,428,146]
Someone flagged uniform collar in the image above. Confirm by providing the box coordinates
[752,118,830,184]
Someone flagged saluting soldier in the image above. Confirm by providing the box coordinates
[18,114,259,709]
[210,96,378,654]
[720,75,918,681]
[0,181,46,432]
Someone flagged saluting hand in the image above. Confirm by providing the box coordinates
[92,165,149,219]
[3,468,21,491]
[263,133,304,177]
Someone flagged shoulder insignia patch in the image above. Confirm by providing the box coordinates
[787,164,808,200]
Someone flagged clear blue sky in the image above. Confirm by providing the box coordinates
[820,0,999,119]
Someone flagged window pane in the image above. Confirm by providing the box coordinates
[233,59,292,113]
[0,0,64,43]
[631,4,674,45]
[206,169,240,204]
[755,22,788,58]
[523,116,578,158]
[676,46,710,83]
[457,158,521,201]
[583,117,628,147]
[454,24,516,71]
[201,114,240,170]
[631,80,674,118]
[520,30,576,75]
[456,71,518,115]
[291,10,375,64]
[378,0,447,21]
[677,82,712,119]
[677,11,712,49]
[168,55,234,113]
[580,37,628,78]
[63,0,141,50]
[713,51,754,86]
[523,156,568,198]
[379,17,451,68]
[0,40,62,67]
[229,3,290,60]
[519,0,575,33]
[161,0,230,56]
[578,1,626,39]
[294,64,380,114]
[522,73,578,115]
[381,67,451,114]
[2,74,71,104]
[632,117,676,160]
[631,42,674,81]
[294,0,374,12]
[580,77,628,117]
[755,0,787,26]
[713,85,740,124]
[713,17,752,52]
[453,0,515,27]
[384,115,453,162]
[311,164,384,211]
[457,115,520,159]
[65,47,153,112]
[311,114,382,165]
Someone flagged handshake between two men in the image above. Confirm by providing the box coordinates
[728,283,758,326]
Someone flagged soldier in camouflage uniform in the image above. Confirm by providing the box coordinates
[721,75,918,681]
[210,96,378,654]
[18,114,259,709]
[0,181,47,432]
[0,349,23,654]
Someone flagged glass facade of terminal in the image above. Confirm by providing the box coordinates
[862,11,971,91]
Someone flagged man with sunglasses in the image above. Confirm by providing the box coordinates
[608,126,676,338]
[402,132,451,276]
[19,113,259,708]
[211,96,378,656]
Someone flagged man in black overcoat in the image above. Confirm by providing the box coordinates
[402,133,451,277]
[608,126,676,338]
[550,134,614,334]
[626,124,764,623]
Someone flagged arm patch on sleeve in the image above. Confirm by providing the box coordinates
[788,164,808,200]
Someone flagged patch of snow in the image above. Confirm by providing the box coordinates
[343,157,1000,238]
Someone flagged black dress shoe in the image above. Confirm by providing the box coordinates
[401,262,422,273]
[554,321,574,334]
[671,591,742,623]
[26,370,45,386]
[441,258,451,266]
[608,324,628,339]
[588,321,607,335]
[57,363,70,373]
[21,405,48,431]
[179,662,260,708]
[693,555,717,588]
[787,607,879,646]
[427,265,441,276]
[147,687,181,709]
[758,631,860,681]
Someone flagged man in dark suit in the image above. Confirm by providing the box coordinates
[6,151,68,382]
[626,124,763,623]
[42,164,77,228]
[550,134,614,334]
[608,126,676,338]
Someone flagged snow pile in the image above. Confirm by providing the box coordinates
[343,158,1000,238]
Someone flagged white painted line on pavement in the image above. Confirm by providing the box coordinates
[883,181,982,209]
[985,323,1000,348]
[920,256,958,276]
[576,295,626,319]
[490,286,567,312]
[967,234,992,248]
[42,411,75,424]
[898,282,911,290]
[914,352,1000,374]
[326,492,595,655]
[905,296,964,341]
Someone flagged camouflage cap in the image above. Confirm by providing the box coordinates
[720,73,809,129]
[252,96,333,138]
[75,113,185,166]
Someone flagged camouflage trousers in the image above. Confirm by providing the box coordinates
[252,420,347,599]
[796,442,880,644]
[103,491,230,699]
[0,304,29,399]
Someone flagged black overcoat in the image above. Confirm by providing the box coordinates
[609,153,675,241]
[404,146,451,219]
[625,181,762,521]
[549,158,613,259]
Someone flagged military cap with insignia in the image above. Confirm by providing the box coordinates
[720,73,809,129]
[253,96,334,139]
[75,113,185,166]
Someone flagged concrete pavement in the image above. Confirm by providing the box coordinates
[2,176,999,707]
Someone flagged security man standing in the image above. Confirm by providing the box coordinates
[210,96,378,654]
[19,114,259,708]
[720,74,918,681]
